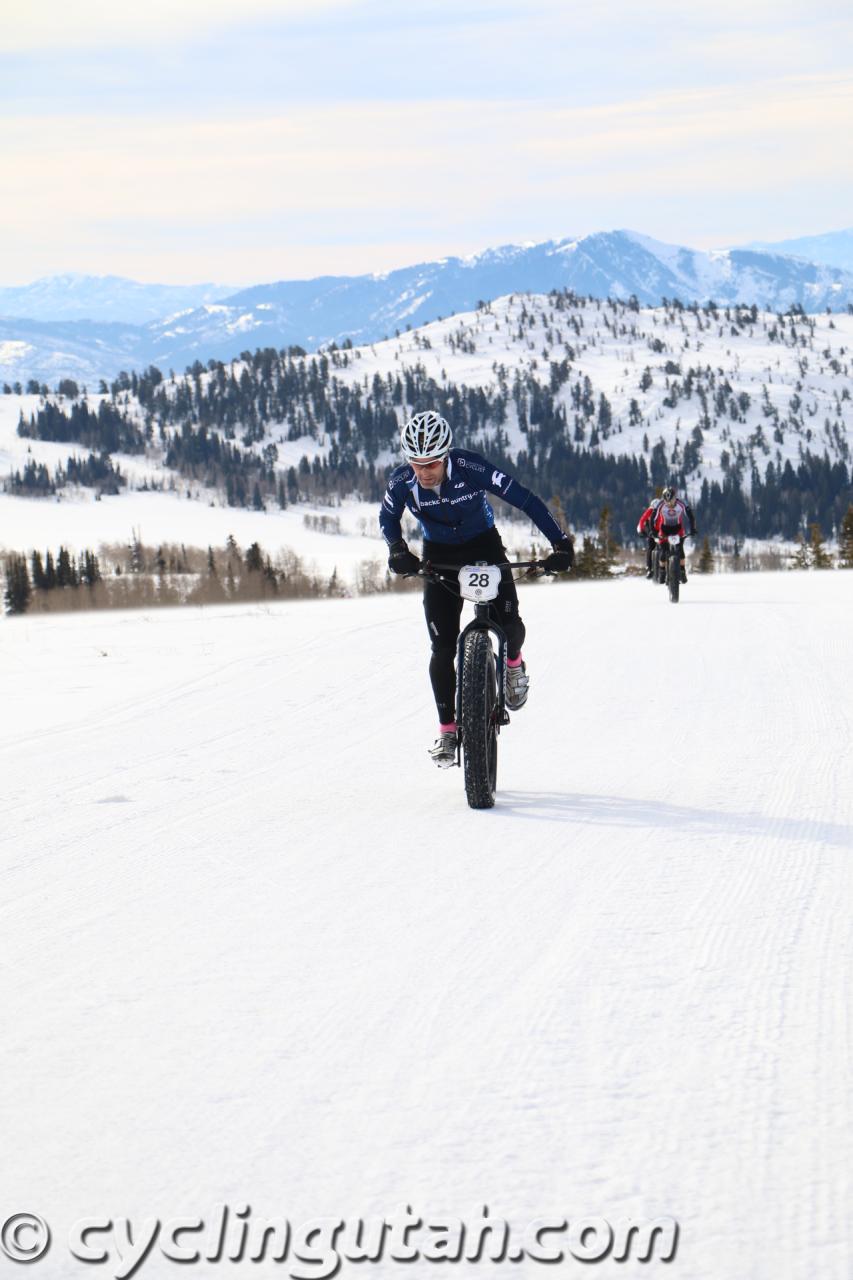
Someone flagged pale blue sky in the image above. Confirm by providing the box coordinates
[1,0,851,284]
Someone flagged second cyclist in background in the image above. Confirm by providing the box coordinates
[637,486,696,581]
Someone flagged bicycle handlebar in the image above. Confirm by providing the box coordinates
[422,558,546,573]
[404,558,550,583]
[399,555,548,586]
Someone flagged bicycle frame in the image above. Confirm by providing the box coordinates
[420,559,544,766]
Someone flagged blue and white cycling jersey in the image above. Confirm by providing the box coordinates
[379,448,565,547]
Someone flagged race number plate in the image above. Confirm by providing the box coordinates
[458,564,502,602]
[667,534,681,546]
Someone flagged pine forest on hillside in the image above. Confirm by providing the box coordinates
[5,290,853,542]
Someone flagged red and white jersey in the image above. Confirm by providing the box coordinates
[637,498,662,535]
[653,499,688,536]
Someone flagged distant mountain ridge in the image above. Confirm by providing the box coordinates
[741,229,853,273]
[3,230,853,385]
[0,274,235,325]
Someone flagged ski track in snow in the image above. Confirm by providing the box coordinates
[1,571,850,1280]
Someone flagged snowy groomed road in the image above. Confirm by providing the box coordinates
[2,571,850,1280]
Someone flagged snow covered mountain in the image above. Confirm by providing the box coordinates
[0,315,149,389]
[0,274,235,324]
[743,229,853,273]
[3,231,853,386]
[143,232,853,371]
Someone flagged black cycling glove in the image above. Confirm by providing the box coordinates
[387,539,421,575]
[543,536,574,573]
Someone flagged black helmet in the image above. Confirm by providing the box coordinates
[662,486,676,502]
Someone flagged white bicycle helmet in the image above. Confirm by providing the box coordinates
[400,410,452,461]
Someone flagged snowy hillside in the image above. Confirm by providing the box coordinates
[2,570,850,1280]
[0,389,385,582]
[320,293,853,489]
[2,291,850,566]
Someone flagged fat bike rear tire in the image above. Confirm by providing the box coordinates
[667,553,680,603]
[461,630,498,809]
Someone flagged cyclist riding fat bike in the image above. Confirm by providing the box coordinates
[638,485,696,583]
[637,495,663,578]
[380,410,574,767]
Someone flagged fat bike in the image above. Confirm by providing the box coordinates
[654,534,688,604]
[416,560,546,809]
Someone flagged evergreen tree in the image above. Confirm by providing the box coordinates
[80,550,101,586]
[245,541,264,573]
[790,532,810,570]
[573,535,600,578]
[31,550,47,590]
[595,506,618,576]
[130,532,145,574]
[839,504,853,568]
[573,509,620,578]
[56,546,78,588]
[696,536,715,573]
[4,554,32,614]
[808,522,831,569]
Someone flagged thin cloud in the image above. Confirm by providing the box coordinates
[1,0,351,50]
[528,74,853,157]
[2,71,851,281]
[4,0,850,126]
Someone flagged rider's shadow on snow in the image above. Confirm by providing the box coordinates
[495,791,851,848]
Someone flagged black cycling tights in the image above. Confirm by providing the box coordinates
[422,528,525,724]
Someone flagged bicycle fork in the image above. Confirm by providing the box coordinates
[454,606,510,766]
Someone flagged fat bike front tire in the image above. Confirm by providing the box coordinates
[460,630,498,809]
[667,554,680,603]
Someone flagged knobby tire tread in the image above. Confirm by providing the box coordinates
[461,630,497,809]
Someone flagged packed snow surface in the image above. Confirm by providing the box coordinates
[1,571,850,1280]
